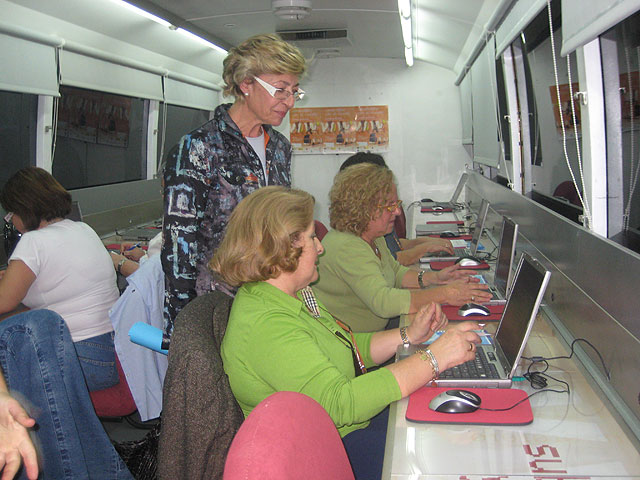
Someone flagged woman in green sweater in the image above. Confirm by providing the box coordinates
[314,162,492,332]
[210,186,480,480]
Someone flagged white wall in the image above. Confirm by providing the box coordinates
[287,57,472,231]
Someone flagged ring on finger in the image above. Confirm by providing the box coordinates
[471,295,475,301]
[468,343,474,352]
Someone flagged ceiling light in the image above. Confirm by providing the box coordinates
[272,0,312,20]
[109,0,171,27]
[176,28,227,54]
[397,0,414,67]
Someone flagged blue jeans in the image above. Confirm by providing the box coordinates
[0,310,133,480]
[342,407,389,480]
[75,331,119,391]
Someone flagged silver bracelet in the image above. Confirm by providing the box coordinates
[417,348,439,378]
[399,326,410,346]
[417,270,427,289]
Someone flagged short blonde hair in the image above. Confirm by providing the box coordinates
[222,33,307,99]
[329,163,395,236]
[209,186,315,286]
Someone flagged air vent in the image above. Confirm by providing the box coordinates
[277,29,351,48]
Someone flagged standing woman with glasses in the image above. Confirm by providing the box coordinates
[210,186,481,480]
[161,33,306,335]
[314,163,492,333]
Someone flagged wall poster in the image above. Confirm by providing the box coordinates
[290,105,389,154]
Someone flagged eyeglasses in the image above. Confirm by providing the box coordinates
[378,200,403,213]
[3,212,13,223]
[254,76,305,102]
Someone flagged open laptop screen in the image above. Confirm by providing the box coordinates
[495,253,549,369]
[66,201,83,222]
[494,216,518,298]
[469,198,489,255]
[449,172,468,204]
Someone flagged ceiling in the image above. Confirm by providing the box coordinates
[8,0,505,77]
[127,0,503,74]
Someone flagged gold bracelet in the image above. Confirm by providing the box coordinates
[416,348,439,379]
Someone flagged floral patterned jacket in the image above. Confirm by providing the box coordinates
[161,103,292,335]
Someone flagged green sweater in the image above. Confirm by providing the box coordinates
[314,230,411,332]
[221,281,401,437]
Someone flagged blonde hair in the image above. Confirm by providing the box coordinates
[329,163,395,236]
[222,33,307,99]
[209,186,315,286]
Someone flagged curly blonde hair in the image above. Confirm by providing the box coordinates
[222,33,307,99]
[329,163,395,236]
[209,186,315,286]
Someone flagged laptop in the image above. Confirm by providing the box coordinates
[420,173,468,209]
[486,216,519,304]
[434,252,550,388]
[419,198,489,262]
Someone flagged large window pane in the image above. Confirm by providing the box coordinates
[157,103,210,170]
[52,86,146,190]
[0,90,37,189]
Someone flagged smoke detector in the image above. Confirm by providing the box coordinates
[272,0,312,20]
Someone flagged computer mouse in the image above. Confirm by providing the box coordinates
[440,231,459,238]
[458,302,491,317]
[455,255,482,266]
[429,389,481,413]
[432,206,445,211]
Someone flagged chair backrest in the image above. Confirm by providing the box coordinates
[90,354,137,418]
[314,219,329,241]
[158,291,244,480]
[223,392,354,480]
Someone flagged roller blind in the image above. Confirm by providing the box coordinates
[164,78,218,111]
[460,72,473,145]
[471,40,501,167]
[561,0,640,56]
[495,0,548,57]
[59,49,163,100]
[0,34,59,96]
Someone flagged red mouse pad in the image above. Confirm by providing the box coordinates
[406,386,533,425]
[442,304,503,321]
[430,260,490,271]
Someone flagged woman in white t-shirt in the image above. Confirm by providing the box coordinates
[0,167,120,391]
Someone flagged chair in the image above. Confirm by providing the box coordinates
[158,291,244,480]
[314,219,329,241]
[223,392,354,480]
[89,354,137,419]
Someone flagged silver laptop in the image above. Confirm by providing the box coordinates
[434,252,550,388]
[420,173,468,209]
[419,198,489,262]
[486,216,519,304]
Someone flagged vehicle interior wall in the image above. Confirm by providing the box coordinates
[466,170,640,442]
[290,56,471,227]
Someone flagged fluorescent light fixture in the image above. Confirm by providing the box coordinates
[176,28,227,54]
[397,0,413,66]
[109,0,171,27]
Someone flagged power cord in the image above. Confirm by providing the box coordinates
[478,338,610,412]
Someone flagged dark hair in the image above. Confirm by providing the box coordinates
[0,167,72,231]
[339,152,387,171]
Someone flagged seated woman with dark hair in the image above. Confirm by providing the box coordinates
[210,186,481,480]
[339,152,455,266]
[314,163,492,333]
[0,167,120,392]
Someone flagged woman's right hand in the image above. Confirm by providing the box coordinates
[428,322,482,372]
[443,280,492,306]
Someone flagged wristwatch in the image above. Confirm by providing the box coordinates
[117,257,127,275]
[417,270,426,289]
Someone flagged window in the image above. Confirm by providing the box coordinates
[157,103,210,172]
[0,90,37,189]
[601,10,640,252]
[52,86,146,190]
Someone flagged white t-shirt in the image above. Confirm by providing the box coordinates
[10,219,119,342]
[246,131,268,184]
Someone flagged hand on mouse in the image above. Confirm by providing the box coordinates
[442,281,492,306]
[428,322,482,372]
[433,264,479,284]
[405,302,448,345]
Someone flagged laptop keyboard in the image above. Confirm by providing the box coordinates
[439,348,500,379]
